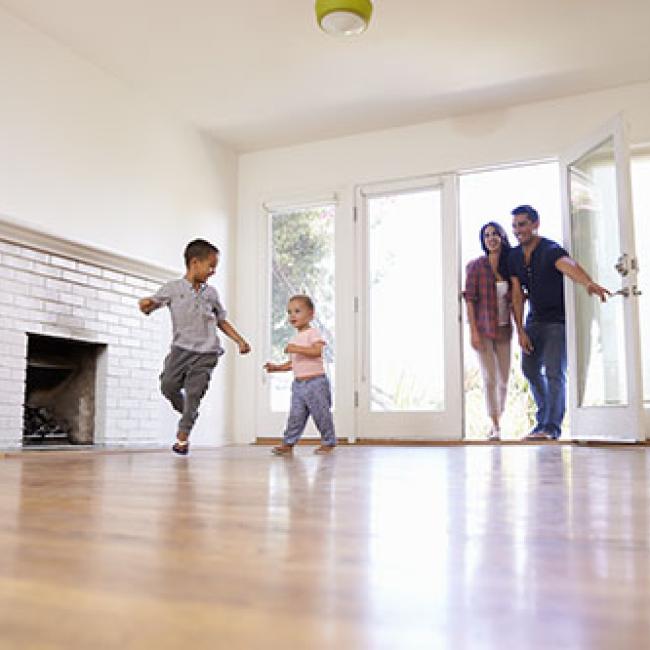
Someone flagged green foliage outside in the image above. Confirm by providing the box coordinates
[270,207,335,363]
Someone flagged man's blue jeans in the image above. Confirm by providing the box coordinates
[521,322,566,439]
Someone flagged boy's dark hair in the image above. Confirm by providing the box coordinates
[184,239,219,267]
[511,204,539,223]
[289,294,314,311]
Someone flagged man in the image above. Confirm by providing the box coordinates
[508,205,610,440]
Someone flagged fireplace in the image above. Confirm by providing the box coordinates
[0,218,175,449]
[23,334,106,446]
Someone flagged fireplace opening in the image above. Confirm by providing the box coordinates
[23,334,105,446]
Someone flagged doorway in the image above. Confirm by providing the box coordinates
[459,162,562,440]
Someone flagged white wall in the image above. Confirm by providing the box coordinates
[0,8,239,447]
[235,80,650,442]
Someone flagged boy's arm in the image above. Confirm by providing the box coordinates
[138,297,162,315]
[218,319,251,354]
[139,282,173,315]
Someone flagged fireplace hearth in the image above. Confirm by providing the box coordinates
[23,334,105,446]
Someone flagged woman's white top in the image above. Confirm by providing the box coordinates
[496,281,509,326]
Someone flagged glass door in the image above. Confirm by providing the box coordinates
[257,201,337,438]
[355,176,462,439]
[560,115,644,441]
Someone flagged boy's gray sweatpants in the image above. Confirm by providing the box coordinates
[159,346,219,435]
[283,374,336,447]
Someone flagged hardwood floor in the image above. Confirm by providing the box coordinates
[1,445,649,649]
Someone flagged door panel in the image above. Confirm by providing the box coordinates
[561,116,644,441]
[355,176,462,439]
[258,201,336,437]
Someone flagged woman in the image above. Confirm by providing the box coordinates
[464,222,513,440]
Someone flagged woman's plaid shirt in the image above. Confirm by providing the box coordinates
[463,255,509,339]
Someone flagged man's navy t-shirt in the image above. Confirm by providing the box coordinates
[507,237,569,324]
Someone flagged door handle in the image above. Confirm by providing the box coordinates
[613,286,643,297]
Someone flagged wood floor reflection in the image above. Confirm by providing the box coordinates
[1,445,649,649]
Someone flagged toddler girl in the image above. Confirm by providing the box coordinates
[264,295,336,455]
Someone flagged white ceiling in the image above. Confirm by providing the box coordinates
[2,0,650,152]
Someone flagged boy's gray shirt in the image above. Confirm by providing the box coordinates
[153,278,227,354]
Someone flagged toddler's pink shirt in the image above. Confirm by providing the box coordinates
[290,327,326,378]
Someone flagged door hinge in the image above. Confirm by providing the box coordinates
[354,296,359,313]
[354,391,359,408]
[353,206,358,222]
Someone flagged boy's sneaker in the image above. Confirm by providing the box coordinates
[271,445,293,456]
[172,440,190,455]
[314,445,335,455]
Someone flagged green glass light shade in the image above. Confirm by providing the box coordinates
[316,0,373,36]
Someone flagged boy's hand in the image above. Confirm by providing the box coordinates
[263,362,276,372]
[238,340,251,355]
[138,298,157,315]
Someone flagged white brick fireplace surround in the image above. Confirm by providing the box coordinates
[0,216,178,449]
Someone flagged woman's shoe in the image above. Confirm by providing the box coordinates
[487,427,500,441]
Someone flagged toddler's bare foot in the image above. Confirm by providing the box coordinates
[271,445,293,456]
[314,445,335,455]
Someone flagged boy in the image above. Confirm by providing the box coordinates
[139,239,250,454]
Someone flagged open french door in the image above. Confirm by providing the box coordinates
[560,115,645,441]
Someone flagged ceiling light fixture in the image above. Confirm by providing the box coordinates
[316,0,373,36]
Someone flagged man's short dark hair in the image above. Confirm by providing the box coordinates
[184,239,219,267]
[511,205,539,223]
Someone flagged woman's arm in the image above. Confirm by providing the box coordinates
[466,301,481,351]
[464,262,481,350]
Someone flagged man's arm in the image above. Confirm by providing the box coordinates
[511,275,533,354]
[217,319,251,354]
[555,256,611,302]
